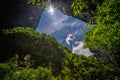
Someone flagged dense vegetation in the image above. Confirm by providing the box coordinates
[0,0,120,79]
[0,27,70,75]
[0,52,120,80]
[84,0,120,67]
[0,27,120,80]
[0,50,120,80]
[66,0,120,67]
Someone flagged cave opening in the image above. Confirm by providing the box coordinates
[36,3,93,56]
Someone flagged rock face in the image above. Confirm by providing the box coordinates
[0,0,94,29]
[0,0,43,29]
[52,0,95,22]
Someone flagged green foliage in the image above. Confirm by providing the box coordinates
[71,0,88,16]
[0,56,56,80]
[27,0,36,4]
[61,53,120,80]
[1,0,120,79]
[6,67,55,80]
[1,31,119,79]
[1,27,70,75]
[0,55,19,79]
[96,0,120,24]
[71,0,104,16]
[27,0,47,7]
[84,0,120,66]
[0,53,120,80]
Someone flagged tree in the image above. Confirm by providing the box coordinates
[84,0,120,67]
[61,53,120,80]
[0,55,56,80]
[1,27,70,75]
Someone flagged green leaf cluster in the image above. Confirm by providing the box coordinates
[1,27,70,75]
[71,0,88,16]
[84,0,120,66]
[0,56,55,80]
[1,53,120,80]
[61,53,120,80]
[71,0,103,16]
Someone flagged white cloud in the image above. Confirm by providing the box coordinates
[72,41,93,56]
[66,34,75,45]
[74,41,80,45]
[74,30,83,36]
[62,20,78,28]
[71,20,82,28]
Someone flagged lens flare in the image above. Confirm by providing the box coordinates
[48,4,54,15]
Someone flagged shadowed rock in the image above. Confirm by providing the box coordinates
[0,0,96,29]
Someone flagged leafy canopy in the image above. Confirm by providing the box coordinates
[84,0,120,66]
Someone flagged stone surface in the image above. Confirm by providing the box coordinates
[0,0,95,29]
[0,0,43,29]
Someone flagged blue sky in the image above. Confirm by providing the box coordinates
[36,8,85,34]
[36,7,93,56]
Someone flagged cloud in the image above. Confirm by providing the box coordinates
[66,34,75,45]
[48,10,69,32]
[36,8,92,56]
[72,41,93,56]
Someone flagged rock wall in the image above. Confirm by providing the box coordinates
[53,0,95,22]
[0,0,43,29]
[0,0,95,29]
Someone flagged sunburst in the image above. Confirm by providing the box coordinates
[48,4,54,15]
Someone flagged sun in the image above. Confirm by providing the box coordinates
[48,4,54,15]
[49,6,54,14]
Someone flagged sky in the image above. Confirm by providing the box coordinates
[36,6,93,56]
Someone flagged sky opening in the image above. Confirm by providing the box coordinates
[36,7,93,56]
